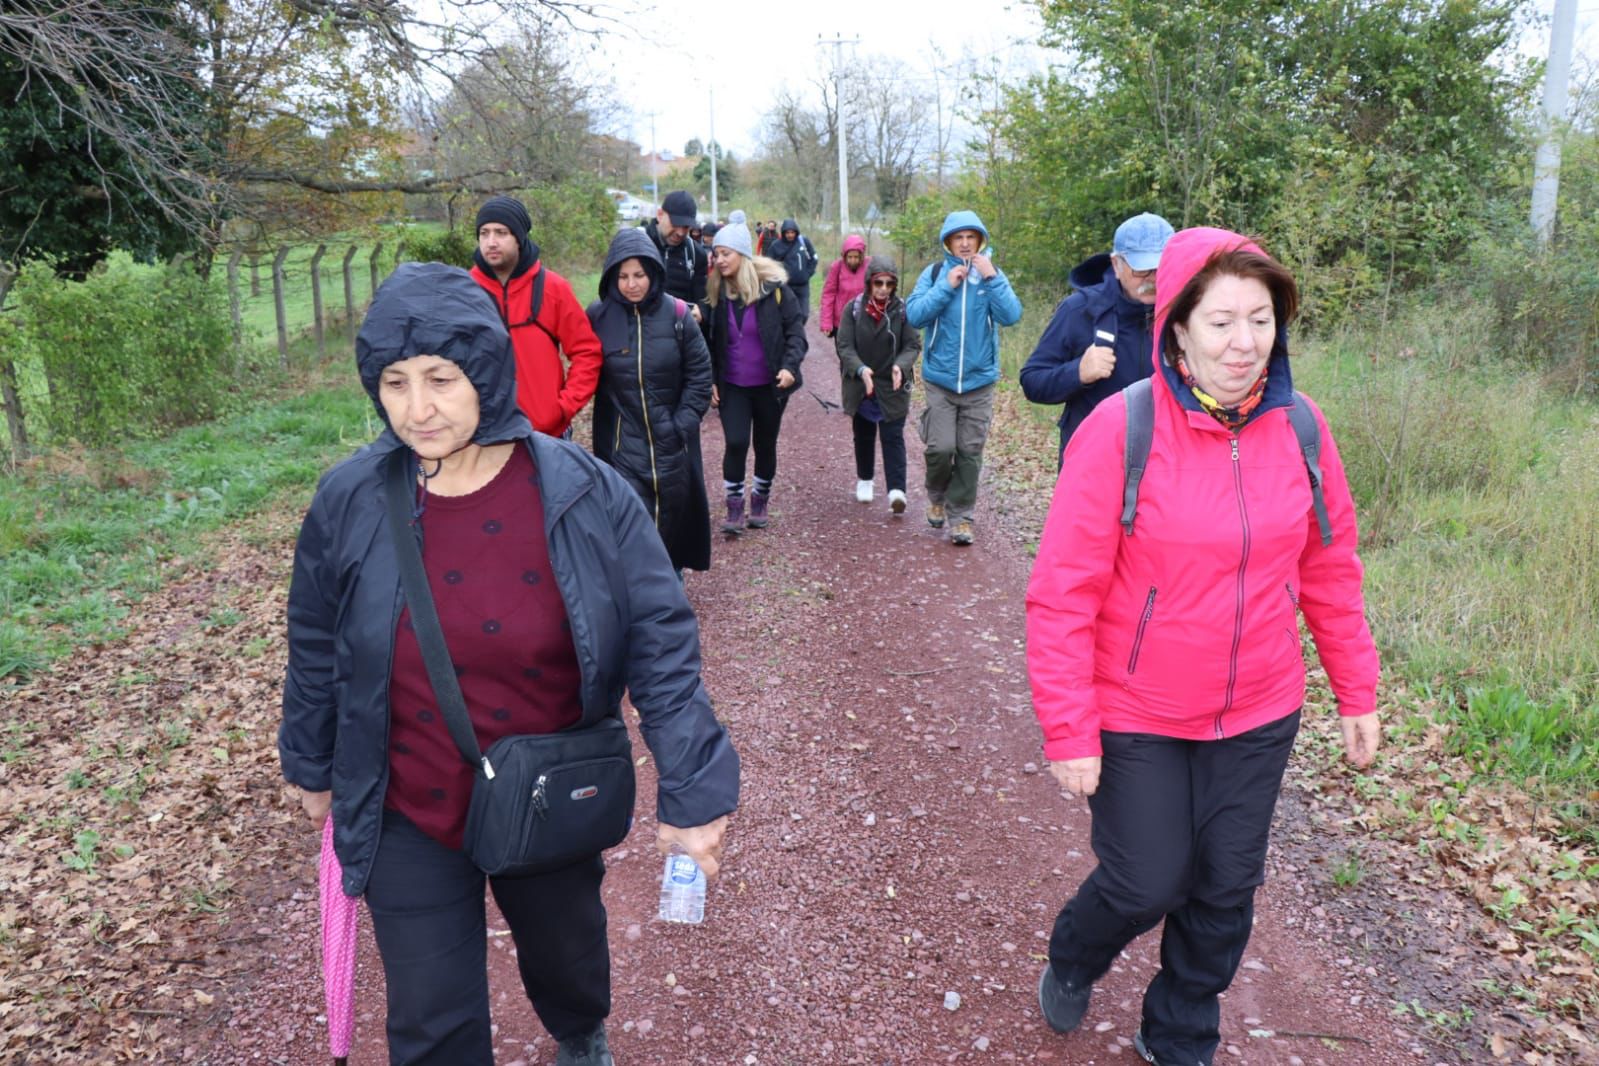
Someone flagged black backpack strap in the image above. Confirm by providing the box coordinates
[383,449,489,775]
[1120,378,1155,536]
[1289,391,1333,547]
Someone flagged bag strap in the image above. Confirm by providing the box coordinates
[1119,380,1334,547]
[1120,378,1155,536]
[1289,391,1334,547]
[383,449,491,776]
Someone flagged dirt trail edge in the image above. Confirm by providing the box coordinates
[8,315,1461,1064]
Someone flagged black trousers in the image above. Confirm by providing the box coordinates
[1048,712,1300,1065]
[719,382,787,489]
[853,414,907,492]
[365,809,610,1065]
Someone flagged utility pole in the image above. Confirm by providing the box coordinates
[1531,0,1577,246]
[709,88,719,219]
[647,111,660,207]
[818,34,859,238]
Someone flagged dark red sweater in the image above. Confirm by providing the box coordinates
[386,446,583,848]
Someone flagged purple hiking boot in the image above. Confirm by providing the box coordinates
[722,494,745,535]
[746,490,770,529]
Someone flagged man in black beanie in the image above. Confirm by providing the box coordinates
[640,189,709,327]
[469,194,602,437]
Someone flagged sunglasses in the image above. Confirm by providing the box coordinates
[870,279,896,288]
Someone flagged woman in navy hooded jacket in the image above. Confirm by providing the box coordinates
[280,262,738,1066]
[587,228,714,575]
[904,210,1023,546]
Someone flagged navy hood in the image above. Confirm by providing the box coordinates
[780,218,799,236]
[600,228,666,309]
[355,262,531,447]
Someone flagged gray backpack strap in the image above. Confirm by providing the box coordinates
[1120,378,1155,536]
[1289,391,1333,547]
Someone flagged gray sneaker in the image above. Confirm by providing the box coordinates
[555,1024,614,1066]
[1037,964,1091,1034]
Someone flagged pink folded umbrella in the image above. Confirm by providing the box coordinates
[319,816,358,1065]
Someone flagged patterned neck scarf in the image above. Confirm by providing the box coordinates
[1175,356,1269,429]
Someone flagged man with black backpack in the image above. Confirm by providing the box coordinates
[641,190,710,326]
[764,218,819,319]
[469,195,602,437]
[1020,213,1174,465]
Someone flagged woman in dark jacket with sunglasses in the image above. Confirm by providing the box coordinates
[587,229,714,575]
[835,255,921,512]
[280,262,739,1066]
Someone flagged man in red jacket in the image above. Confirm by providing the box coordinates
[469,195,602,437]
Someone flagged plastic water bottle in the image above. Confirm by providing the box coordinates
[657,851,706,924]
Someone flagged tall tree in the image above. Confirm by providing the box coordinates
[0,0,609,260]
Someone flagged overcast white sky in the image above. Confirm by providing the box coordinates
[577,0,1599,177]
[580,0,1050,161]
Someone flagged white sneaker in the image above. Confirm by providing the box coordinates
[888,489,907,514]
[855,479,874,503]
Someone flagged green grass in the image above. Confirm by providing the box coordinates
[0,345,371,678]
[1293,298,1599,829]
[236,230,406,345]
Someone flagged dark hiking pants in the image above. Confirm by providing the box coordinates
[1047,711,1301,1065]
[853,414,907,493]
[365,810,610,1065]
[719,382,787,491]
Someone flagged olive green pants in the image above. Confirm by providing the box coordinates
[917,380,994,525]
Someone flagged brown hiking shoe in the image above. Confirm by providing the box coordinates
[926,501,946,528]
[950,519,974,546]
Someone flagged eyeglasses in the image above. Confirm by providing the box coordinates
[1115,255,1156,279]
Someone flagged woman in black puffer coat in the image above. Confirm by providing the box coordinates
[587,229,714,573]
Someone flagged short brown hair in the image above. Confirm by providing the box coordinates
[1160,247,1300,365]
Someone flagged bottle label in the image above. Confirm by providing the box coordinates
[668,855,700,885]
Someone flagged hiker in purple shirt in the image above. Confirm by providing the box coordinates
[704,222,807,534]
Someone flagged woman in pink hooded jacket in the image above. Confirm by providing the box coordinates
[1026,227,1380,1066]
[818,234,869,337]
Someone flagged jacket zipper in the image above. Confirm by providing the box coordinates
[1127,586,1157,674]
[635,308,660,524]
[1219,433,1251,738]
[957,271,967,393]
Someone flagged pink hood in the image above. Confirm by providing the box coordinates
[1025,227,1378,760]
[820,236,871,332]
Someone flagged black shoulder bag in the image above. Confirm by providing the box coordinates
[383,448,636,876]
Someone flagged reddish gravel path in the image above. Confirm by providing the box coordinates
[208,317,1437,1066]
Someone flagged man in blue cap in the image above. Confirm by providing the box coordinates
[1019,212,1175,464]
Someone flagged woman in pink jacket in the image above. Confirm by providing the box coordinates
[818,234,869,337]
[1026,227,1379,1066]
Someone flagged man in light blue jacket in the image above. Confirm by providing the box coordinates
[905,210,1024,545]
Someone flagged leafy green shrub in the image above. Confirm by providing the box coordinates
[7,253,233,446]
[520,180,615,272]
[1456,233,1599,395]
[400,225,476,269]
[400,180,616,275]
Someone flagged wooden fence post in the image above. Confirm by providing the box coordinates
[272,247,290,368]
[368,243,384,299]
[342,246,359,347]
[309,244,327,360]
[226,250,244,349]
[250,254,261,297]
[0,266,31,463]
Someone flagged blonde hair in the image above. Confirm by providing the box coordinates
[707,254,788,307]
